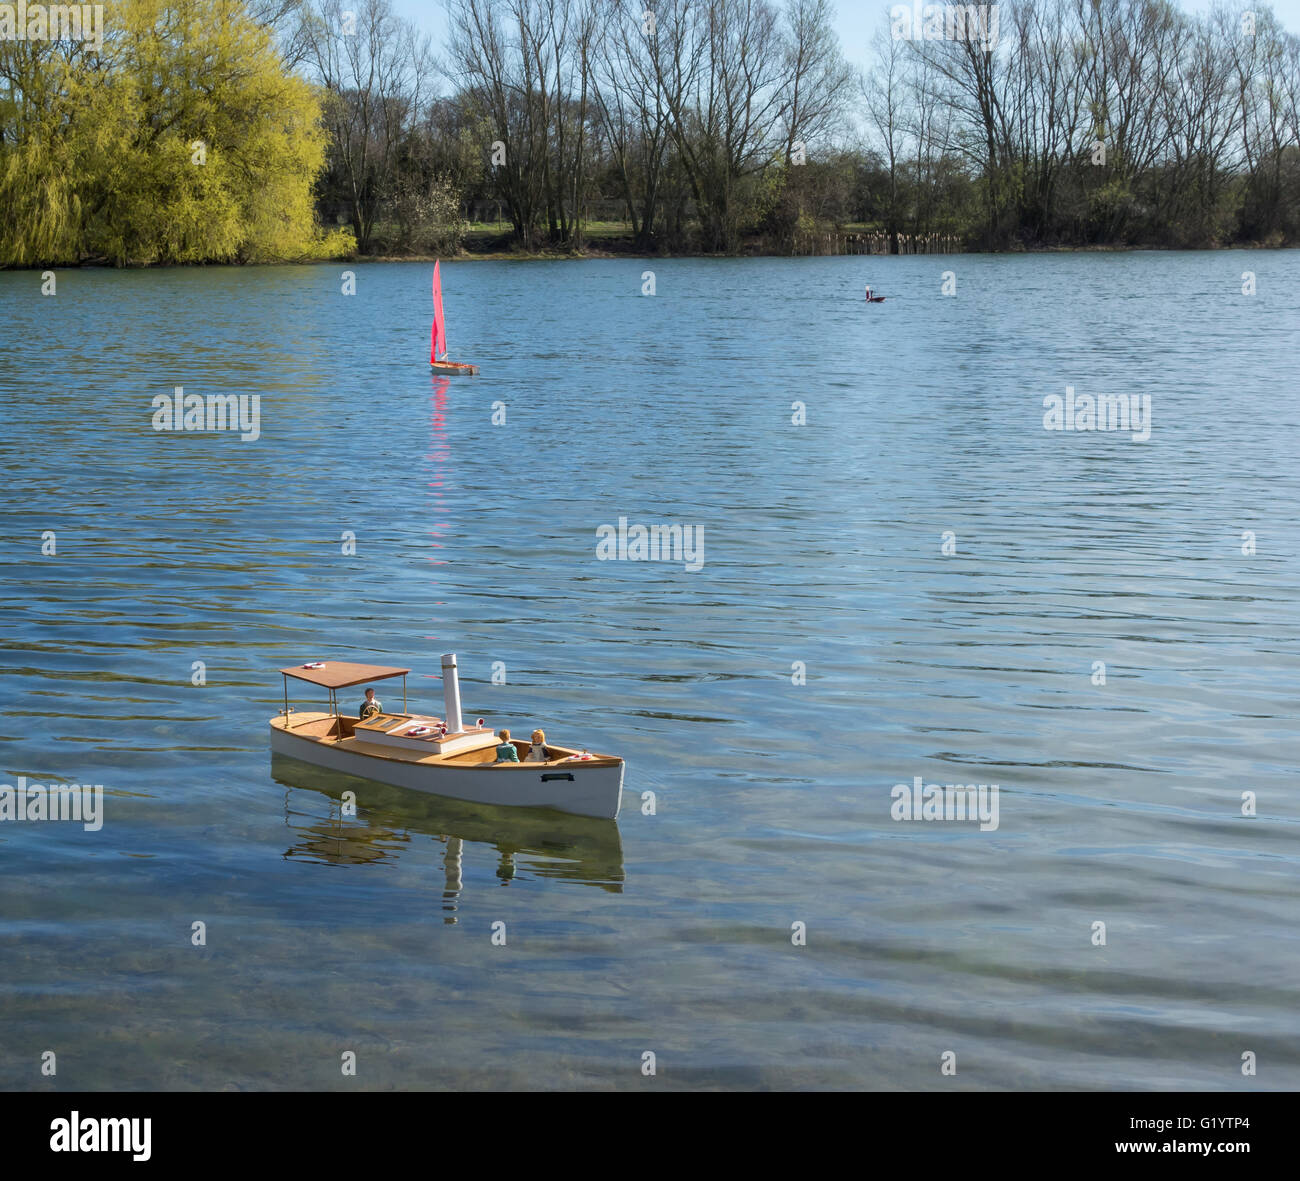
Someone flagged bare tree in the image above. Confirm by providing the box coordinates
[1227,6,1300,241]
[590,1,673,248]
[302,0,435,252]
[650,0,787,251]
[448,0,597,248]
[779,0,853,163]
[862,29,908,251]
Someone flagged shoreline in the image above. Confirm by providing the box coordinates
[369,240,1295,263]
[3,240,1293,270]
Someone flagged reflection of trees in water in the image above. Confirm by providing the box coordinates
[274,757,625,901]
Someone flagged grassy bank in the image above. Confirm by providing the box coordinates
[354,219,1291,263]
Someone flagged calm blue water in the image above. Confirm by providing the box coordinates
[1,252,1298,1090]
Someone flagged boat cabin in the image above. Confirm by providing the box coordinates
[277,658,564,762]
[279,660,496,753]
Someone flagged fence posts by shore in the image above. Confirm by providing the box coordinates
[792,231,959,256]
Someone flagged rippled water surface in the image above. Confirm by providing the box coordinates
[1,253,1298,1090]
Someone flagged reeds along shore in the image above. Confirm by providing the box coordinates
[793,232,963,256]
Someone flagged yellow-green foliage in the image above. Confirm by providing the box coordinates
[0,1,355,265]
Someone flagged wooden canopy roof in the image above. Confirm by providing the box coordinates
[279,662,411,690]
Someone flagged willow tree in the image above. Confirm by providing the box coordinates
[0,0,351,266]
[0,39,96,264]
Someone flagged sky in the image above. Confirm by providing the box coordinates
[394,0,1300,69]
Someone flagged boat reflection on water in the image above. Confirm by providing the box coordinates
[271,755,625,915]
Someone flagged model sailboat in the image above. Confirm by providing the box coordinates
[430,260,479,375]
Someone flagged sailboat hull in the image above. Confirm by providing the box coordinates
[431,361,479,376]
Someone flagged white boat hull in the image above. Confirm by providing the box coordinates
[269,720,624,820]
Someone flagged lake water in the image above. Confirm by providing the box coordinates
[1,252,1298,1091]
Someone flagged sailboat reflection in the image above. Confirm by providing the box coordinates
[272,755,625,909]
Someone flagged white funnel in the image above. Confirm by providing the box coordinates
[441,653,464,735]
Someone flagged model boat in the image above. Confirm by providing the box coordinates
[430,261,479,375]
[268,654,624,819]
[430,360,480,375]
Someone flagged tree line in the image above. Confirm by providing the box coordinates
[1,0,1297,265]
[301,0,1299,254]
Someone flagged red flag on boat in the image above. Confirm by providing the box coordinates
[430,260,447,363]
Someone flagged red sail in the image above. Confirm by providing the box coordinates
[430,260,447,362]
